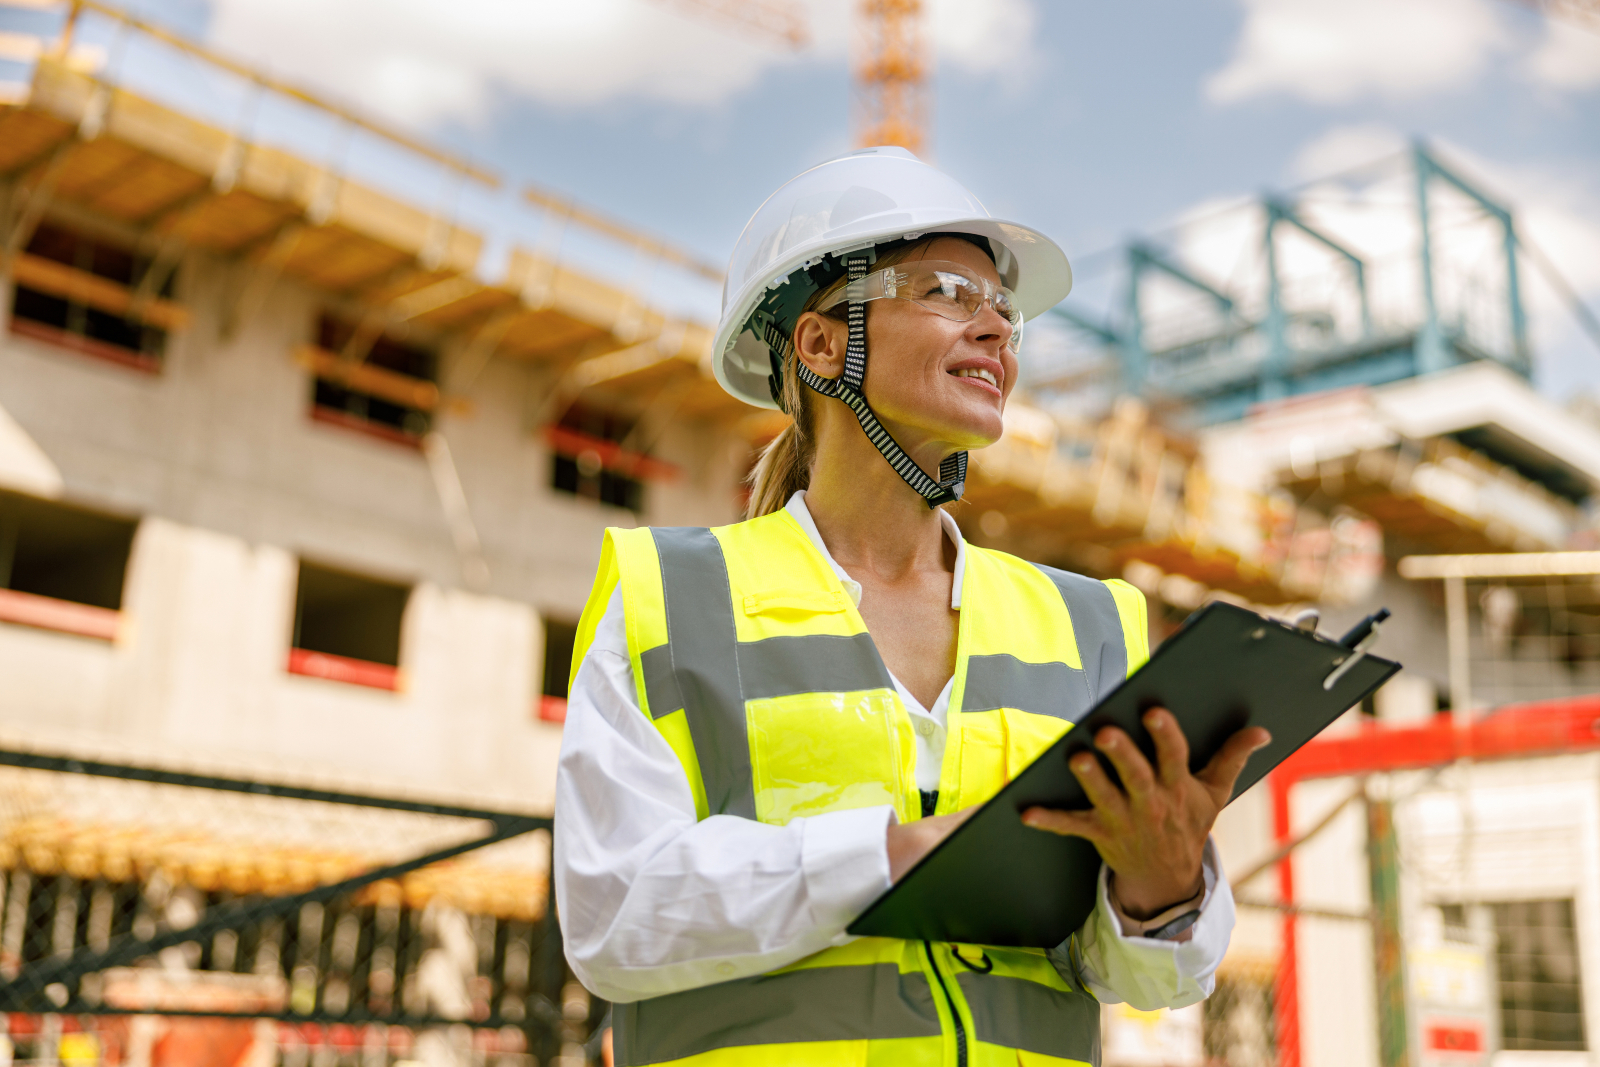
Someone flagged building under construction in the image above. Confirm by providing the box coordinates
[1,3,1599,1067]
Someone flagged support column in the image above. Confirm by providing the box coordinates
[1120,249,1148,396]
[1368,787,1410,1067]
[1445,574,1472,724]
[1272,772,1301,1067]
[1261,203,1289,403]
[1414,144,1449,376]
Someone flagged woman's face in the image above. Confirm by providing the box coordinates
[857,237,1019,451]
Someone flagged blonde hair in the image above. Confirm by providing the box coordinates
[743,241,938,518]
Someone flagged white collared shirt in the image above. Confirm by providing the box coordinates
[553,497,1236,1007]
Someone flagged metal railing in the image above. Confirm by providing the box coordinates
[0,749,596,1066]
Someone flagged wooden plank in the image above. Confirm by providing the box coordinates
[0,111,72,173]
[0,588,119,642]
[293,343,439,412]
[11,252,191,330]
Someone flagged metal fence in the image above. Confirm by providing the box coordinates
[0,750,599,1067]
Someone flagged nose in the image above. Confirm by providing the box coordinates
[968,299,1015,348]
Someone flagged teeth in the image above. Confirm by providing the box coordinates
[954,367,999,387]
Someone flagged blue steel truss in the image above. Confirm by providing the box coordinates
[1049,142,1531,426]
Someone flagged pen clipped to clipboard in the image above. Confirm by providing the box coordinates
[1323,608,1391,691]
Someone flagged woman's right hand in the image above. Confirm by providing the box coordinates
[887,806,978,882]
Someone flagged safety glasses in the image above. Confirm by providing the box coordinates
[818,260,1023,352]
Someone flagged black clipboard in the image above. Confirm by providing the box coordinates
[847,601,1400,948]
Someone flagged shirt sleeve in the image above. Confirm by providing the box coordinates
[553,588,896,1004]
[1050,838,1236,1010]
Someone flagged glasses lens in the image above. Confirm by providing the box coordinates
[905,268,984,320]
[894,262,1024,350]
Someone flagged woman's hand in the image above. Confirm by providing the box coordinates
[887,806,978,882]
[1021,709,1270,920]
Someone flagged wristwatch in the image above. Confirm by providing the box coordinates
[1110,882,1206,941]
[1143,908,1202,941]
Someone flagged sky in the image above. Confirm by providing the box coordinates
[6,0,1597,400]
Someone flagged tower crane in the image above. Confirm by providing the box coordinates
[646,0,931,156]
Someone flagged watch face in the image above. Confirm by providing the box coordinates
[1146,909,1202,941]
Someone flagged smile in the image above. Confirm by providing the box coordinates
[952,367,1000,389]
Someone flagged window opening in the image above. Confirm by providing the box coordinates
[309,314,438,445]
[290,562,409,688]
[0,491,136,641]
[1491,898,1586,1051]
[537,616,579,723]
[549,405,645,512]
[0,490,136,609]
[8,221,173,370]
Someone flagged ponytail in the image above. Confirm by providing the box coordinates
[745,419,811,519]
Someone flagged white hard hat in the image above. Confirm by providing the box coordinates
[713,146,1074,411]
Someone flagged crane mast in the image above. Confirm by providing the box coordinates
[855,0,929,155]
[645,0,931,157]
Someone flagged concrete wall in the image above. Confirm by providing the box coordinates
[0,235,747,805]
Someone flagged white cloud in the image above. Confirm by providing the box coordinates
[1523,18,1600,90]
[1206,0,1506,104]
[203,0,1035,129]
[1286,123,1407,183]
[926,0,1037,81]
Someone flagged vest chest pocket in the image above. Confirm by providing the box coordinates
[746,689,917,826]
[956,709,1075,810]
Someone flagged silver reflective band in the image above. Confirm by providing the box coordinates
[612,963,943,1066]
[651,526,756,819]
[954,971,1101,1062]
[1032,563,1129,700]
[962,653,1094,719]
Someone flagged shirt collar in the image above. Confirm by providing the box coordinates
[784,489,966,610]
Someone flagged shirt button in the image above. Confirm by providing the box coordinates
[716,962,735,977]
[915,719,934,738]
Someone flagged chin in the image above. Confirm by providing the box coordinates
[932,404,1005,450]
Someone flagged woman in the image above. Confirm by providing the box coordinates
[555,147,1269,1067]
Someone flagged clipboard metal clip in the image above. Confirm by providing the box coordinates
[1323,608,1391,691]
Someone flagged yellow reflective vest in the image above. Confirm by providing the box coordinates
[571,509,1150,1067]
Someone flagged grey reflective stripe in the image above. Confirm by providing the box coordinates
[652,527,755,818]
[956,972,1101,1064]
[738,632,895,700]
[962,653,1094,719]
[1032,564,1128,701]
[639,643,683,720]
[613,963,941,1066]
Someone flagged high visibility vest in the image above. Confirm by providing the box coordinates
[571,509,1150,1067]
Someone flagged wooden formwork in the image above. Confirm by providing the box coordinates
[0,50,749,443]
[1280,436,1582,555]
[962,400,1293,602]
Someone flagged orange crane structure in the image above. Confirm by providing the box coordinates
[649,0,931,156]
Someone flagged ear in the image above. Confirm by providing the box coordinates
[793,311,848,382]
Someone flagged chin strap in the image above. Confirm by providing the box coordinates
[782,252,967,509]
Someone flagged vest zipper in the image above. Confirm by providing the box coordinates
[922,940,967,1067]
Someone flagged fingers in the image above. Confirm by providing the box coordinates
[1070,750,1130,822]
[1021,806,1108,846]
[1144,708,1191,788]
[1092,726,1156,801]
[1197,725,1273,801]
